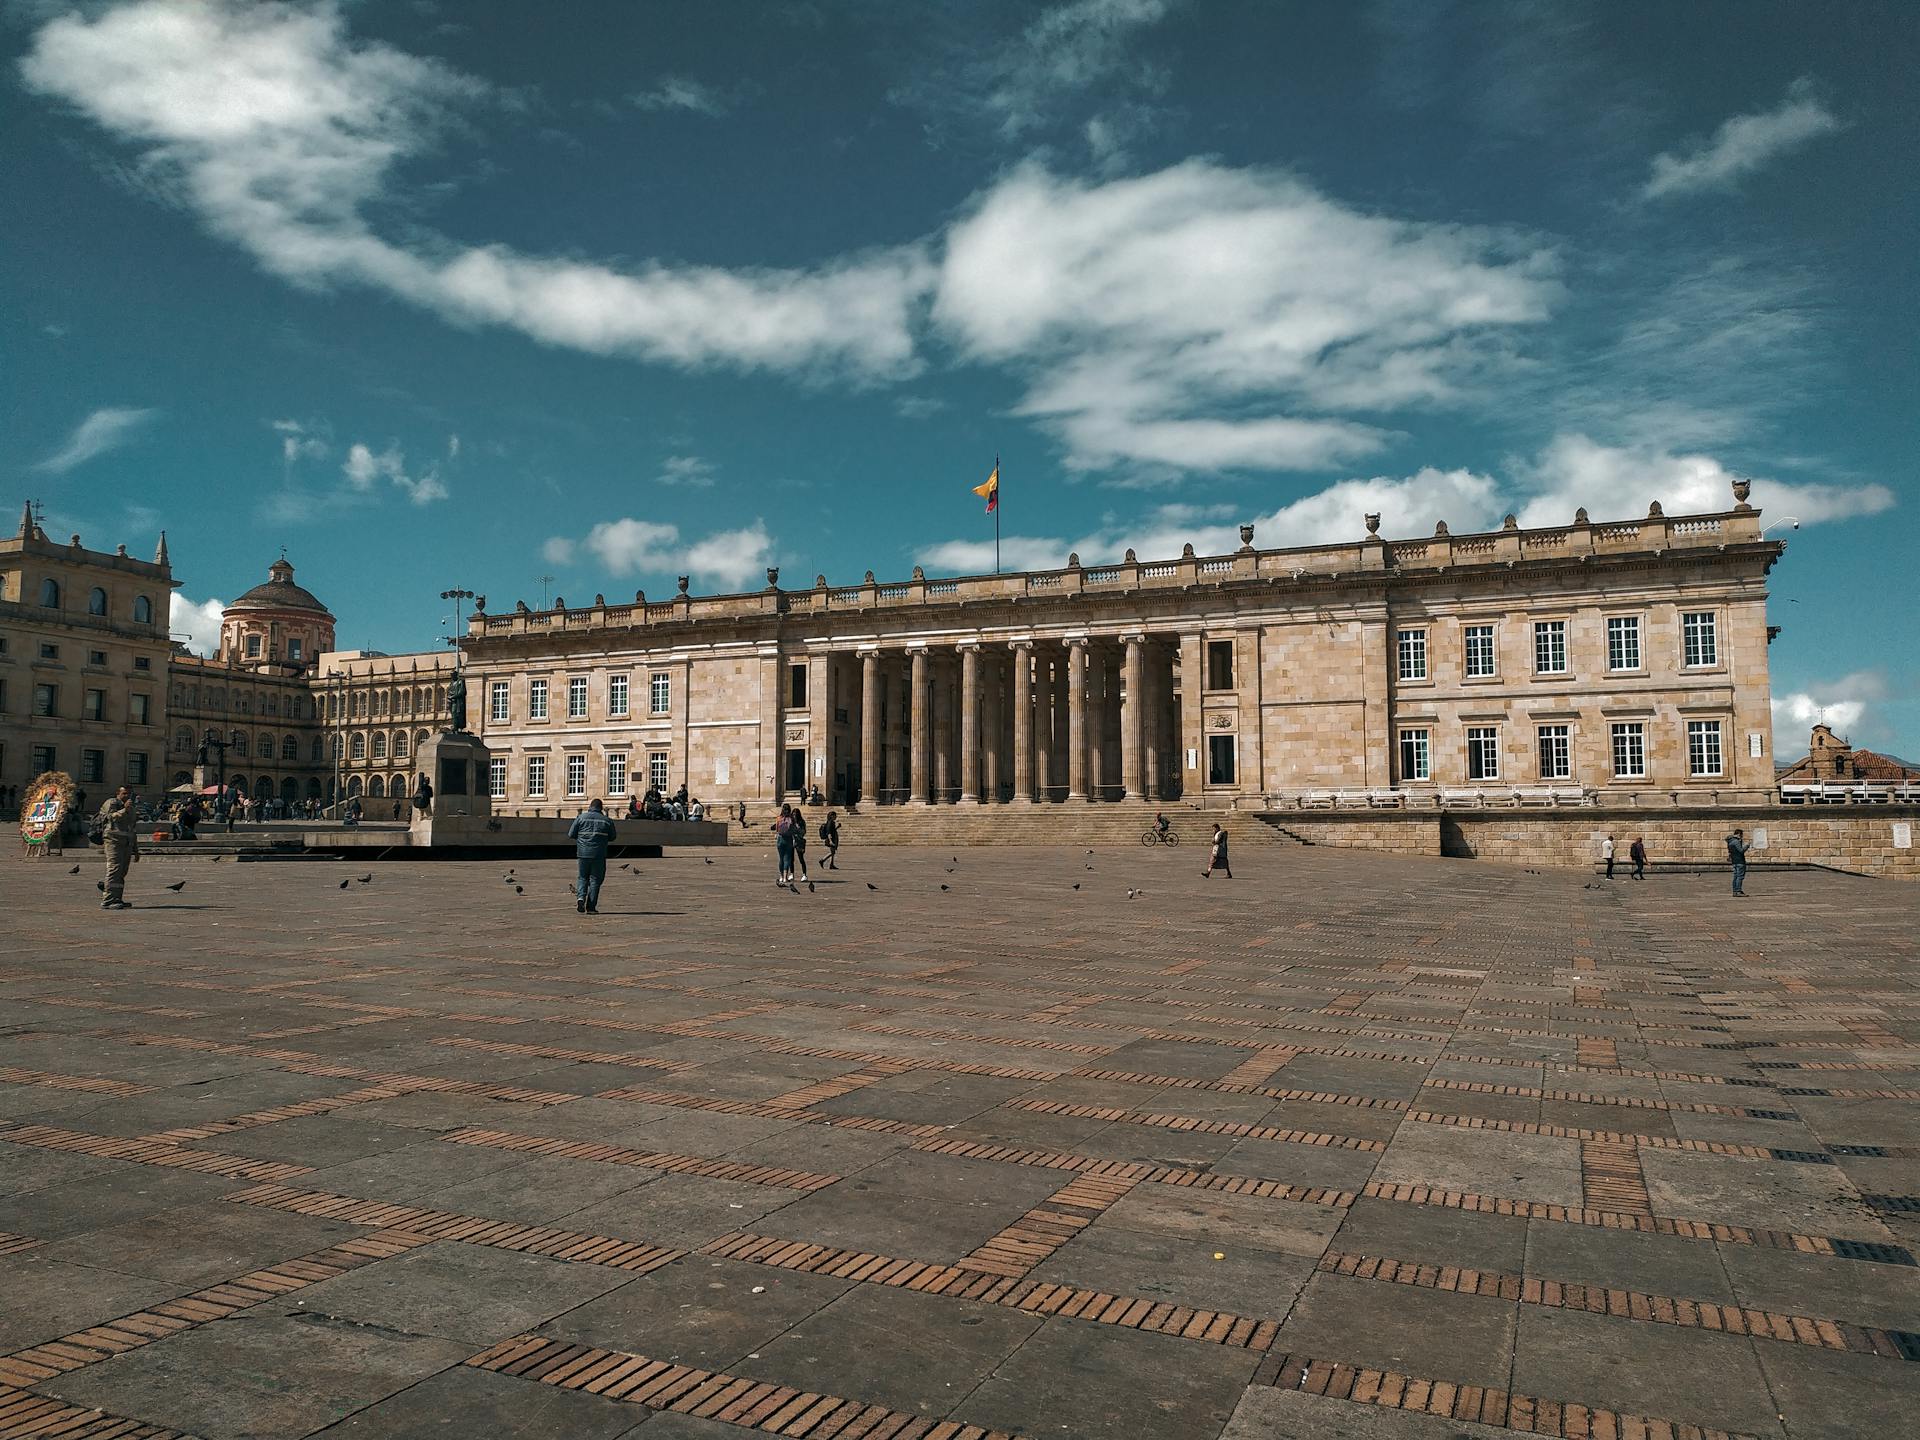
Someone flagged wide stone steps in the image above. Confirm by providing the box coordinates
[739,801,1301,848]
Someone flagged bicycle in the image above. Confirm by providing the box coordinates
[1140,827,1180,847]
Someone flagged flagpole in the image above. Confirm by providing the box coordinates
[994,453,1001,575]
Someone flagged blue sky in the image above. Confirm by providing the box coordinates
[5,1,1915,755]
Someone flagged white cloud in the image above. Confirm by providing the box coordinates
[169,592,225,657]
[657,455,716,488]
[20,1,928,380]
[447,433,461,459]
[934,160,1557,474]
[544,517,774,590]
[1643,79,1842,200]
[985,0,1175,136]
[629,76,732,116]
[273,418,329,466]
[1772,672,1887,747]
[33,406,157,472]
[342,441,447,506]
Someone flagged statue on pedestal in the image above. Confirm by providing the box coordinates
[447,669,467,733]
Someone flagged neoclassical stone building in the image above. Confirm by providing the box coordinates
[461,485,1783,815]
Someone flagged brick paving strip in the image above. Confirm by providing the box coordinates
[464,1333,1026,1440]
[438,1127,841,1190]
[0,1233,43,1257]
[0,1065,152,1097]
[0,1123,310,1183]
[952,1173,1140,1279]
[1580,1140,1653,1215]
[1313,1251,1920,1361]
[595,1084,947,1138]
[1003,1098,1387,1152]
[1247,1348,1760,1440]
[0,1383,199,1439]
[0,1230,432,1390]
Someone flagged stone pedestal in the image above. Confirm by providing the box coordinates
[412,731,493,837]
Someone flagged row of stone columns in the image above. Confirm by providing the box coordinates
[854,638,1177,804]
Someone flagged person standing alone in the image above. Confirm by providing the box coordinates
[1602,834,1616,879]
[97,786,140,909]
[1629,836,1647,880]
[820,810,840,869]
[1725,827,1749,898]
[568,798,616,914]
[1202,823,1231,879]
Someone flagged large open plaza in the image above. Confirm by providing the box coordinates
[2,841,1915,1440]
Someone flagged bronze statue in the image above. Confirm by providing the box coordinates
[447,669,467,732]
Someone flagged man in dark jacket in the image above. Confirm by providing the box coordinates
[1726,828,1749,897]
[568,798,617,914]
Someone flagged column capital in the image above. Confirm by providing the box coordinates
[1009,638,1034,652]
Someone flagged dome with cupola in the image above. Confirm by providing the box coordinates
[217,557,335,674]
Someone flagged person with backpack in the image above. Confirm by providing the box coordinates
[95,786,140,910]
[1202,823,1231,879]
[773,804,797,888]
[568,798,617,914]
[790,805,811,883]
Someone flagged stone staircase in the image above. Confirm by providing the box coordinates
[738,800,1304,849]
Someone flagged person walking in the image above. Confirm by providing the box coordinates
[790,805,811,883]
[97,786,140,910]
[1202,823,1231,879]
[737,799,749,830]
[821,810,840,869]
[1725,827,1749,897]
[1629,835,1647,881]
[568,798,617,914]
[773,804,796,888]
[413,774,433,818]
[1602,834,1616,879]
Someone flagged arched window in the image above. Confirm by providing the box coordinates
[88,587,107,616]
[173,727,194,755]
[133,595,152,624]
[255,774,272,800]
[313,736,326,763]
[258,733,274,759]
[394,730,409,758]
[375,690,387,716]
[352,692,366,718]
[415,730,429,752]
[371,732,387,760]
[39,578,59,608]
[350,733,366,760]
[347,775,362,798]
[369,775,386,798]
[281,736,298,760]
[232,733,249,758]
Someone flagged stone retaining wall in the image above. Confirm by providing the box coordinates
[1262,814,1440,855]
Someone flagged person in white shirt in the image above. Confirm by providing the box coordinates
[1602,835,1616,879]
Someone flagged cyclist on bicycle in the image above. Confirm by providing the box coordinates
[1154,812,1170,836]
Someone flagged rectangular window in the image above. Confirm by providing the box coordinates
[789,663,808,708]
[84,689,105,721]
[1536,725,1571,780]
[526,755,546,798]
[1207,734,1237,784]
[1687,719,1724,777]
[567,676,588,719]
[1682,611,1718,667]
[1206,641,1234,691]
[1398,728,1431,782]
[40,642,59,660]
[489,682,510,723]
[1607,616,1641,671]
[245,635,261,657]
[648,752,669,792]
[1533,620,1568,675]
[607,752,628,796]
[133,656,150,671]
[33,684,57,717]
[1466,726,1500,781]
[88,650,107,667]
[80,749,105,784]
[126,752,148,785]
[1463,624,1495,678]
[608,674,629,717]
[131,694,150,725]
[288,638,303,661]
[528,679,549,720]
[488,757,506,798]
[31,745,56,775]
[650,673,671,715]
[1396,628,1428,681]
[1610,722,1646,779]
[565,754,586,797]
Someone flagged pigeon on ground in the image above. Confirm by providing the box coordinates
[1127,889,1137,900]
[355,874,372,884]
[944,863,957,873]
[339,879,351,889]
[568,883,577,896]
[866,882,878,891]
[212,854,223,862]
[165,880,186,892]
[1086,862,1094,871]
[97,880,105,892]
[515,885,525,894]
[807,880,816,894]
[940,883,951,892]
[1072,883,1081,891]
[68,865,81,874]
[702,858,712,865]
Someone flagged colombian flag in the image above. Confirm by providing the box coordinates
[972,460,999,514]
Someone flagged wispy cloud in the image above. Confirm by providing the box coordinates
[657,455,717,488]
[169,592,225,657]
[272,418,329,468]
[20,2,928,380]
[629,76,733,116]
[543,517,774,590]
[1642,78,1841,200]
[343,442,448,506]
[33,405,157,472]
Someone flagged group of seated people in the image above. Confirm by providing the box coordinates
[626,785,705,822]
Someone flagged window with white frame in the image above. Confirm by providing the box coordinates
[1533,620,1568,675]
[650,673,670,715]
[529,679,549,720]
[1466,726,1500,781]
[1396,628,1428,681]
[489,682,509,723]
[648,752,669,792]
[1536,724,1571,780]
[1687,719,1724,777]
[567,676,588,719]
[565,753,586,797]
[1397,727,1430,782]
[608,674,629,718]
[1610,722,1646,778]
[526,755,546,797]
[1682,611,1718,667]
[1463,624,1496,678]
[488,757,506,798]
[607,752,628,795]
[1606,616,1641,671]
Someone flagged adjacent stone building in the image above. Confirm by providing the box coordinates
[462,486,1784,816]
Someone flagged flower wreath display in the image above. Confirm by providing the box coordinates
[19,770,78,852]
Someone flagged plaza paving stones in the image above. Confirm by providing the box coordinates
[3,843,1918,1440]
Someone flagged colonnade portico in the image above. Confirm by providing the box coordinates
[840,636,1180,805]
